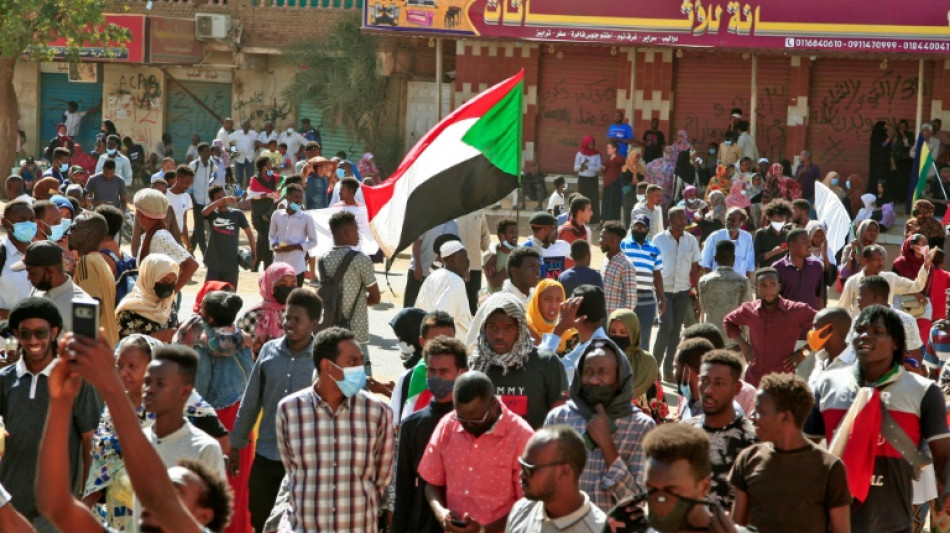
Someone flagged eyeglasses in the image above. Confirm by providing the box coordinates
[17,328,51,341]
[518,458,567,477]
[452,398,496,425]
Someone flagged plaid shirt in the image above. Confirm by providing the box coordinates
[276,388,395,533]
[543,403,655,511]
[601,251,638,316]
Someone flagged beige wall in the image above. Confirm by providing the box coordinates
[231,57,296,131]
[14,62,40,158]
[101,64,165,150]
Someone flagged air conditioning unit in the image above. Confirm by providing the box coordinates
[195,14,231,40]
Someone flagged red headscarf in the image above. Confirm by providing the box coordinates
[892,234,932,292]
[579,135,599,156]
[193,281,235,313]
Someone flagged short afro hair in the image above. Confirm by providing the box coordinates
[759,373,814,428]
[643,424,711,481]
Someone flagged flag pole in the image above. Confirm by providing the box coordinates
[934,161,948,201]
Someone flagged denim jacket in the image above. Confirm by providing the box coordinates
[176,316,253,409]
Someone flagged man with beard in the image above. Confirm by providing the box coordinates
[682,351,757,511]
[420,371,535,533]
[416,240,472,340]
[620,214,665,351]
[524,212,571,279]
[724,268,815,387]
[806,305,950,532]
[465,248,543,348]
[69,211,119,348]
[468,293,568,429]
[603,424,751,532]
[0,298,99,532]
[506,426,606,532]
[15,241,92,332]
[392,336,469,533]
[544,339,655,511]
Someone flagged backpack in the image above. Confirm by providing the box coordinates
[315,250,360,333]
[101,249,138,306]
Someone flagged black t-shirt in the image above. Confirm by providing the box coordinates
[206,209,249,271]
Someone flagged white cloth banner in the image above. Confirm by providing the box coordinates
[814,181,851,255]
[307,206,380,258]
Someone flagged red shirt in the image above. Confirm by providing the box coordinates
[724,297,816,386]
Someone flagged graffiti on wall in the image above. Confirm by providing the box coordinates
[537,77,616,162]
[167,83,230,143]
[233,72,293,128]
[107,73,163,148]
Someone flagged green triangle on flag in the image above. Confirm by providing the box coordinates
[461,80,524,178]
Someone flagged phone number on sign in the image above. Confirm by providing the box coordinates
[902,42,950,52]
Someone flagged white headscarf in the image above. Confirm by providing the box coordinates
[468,293,535,375]
[115,254,179,324]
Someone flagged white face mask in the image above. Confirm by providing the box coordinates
[770,221,785,232]
[397,341,415,356]
[286,128,294,134]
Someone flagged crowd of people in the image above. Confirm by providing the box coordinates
[1,103,950,533]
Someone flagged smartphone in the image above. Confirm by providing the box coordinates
[449,519,467,527]
[72,299,100,339]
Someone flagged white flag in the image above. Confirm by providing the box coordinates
[814,182,851,255]
[307,206,380,258]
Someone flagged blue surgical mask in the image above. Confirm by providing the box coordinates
[845,181,851,189]
[289,202,301,212]
[708,148,716,155]
[427,376,456,399]
[10,221,37,243]
[330,361,366,398]
[725,140,733,146]
[679,383,692,405]
[49,221,67,241]
[336,168,346,179]
[107,148,117,155]
[831,178,839,186]
[59,163,69,172]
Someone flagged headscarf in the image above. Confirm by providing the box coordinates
[389,308,427,369]
[568,337,635,421]
[671,130,691,155]
[893,234,931,289]
[705,190,727,225]
[806,220,827,258]
[525,279,575,353]
[846,174,867,214]
[608,309,658,400]
[854,193,877,223]
[706,164,731,201]
[823,171,847,200]
[358,153,378,175]
[579,135,599,157]
[114,254,179,324]
[725,181,751,209]
[247,262,296,340]
[645,146,676,198]
[469,293,535,375]
[875,180,893,205]
[681,186,707,211]
[193,281,234,313]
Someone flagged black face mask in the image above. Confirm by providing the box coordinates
[273,285,293,305]
[153,282,175,299]
[34,270,54,292]
[609,334,631,351]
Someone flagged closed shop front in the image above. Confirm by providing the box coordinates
[755,56,791,164]
[165,79,232,159]
[672,52,751,152]
[536,46,618,174]
[40,71,104,156]
[298,101,367,160]
[807,58,932,181]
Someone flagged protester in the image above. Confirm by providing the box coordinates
[525,279,573,352]
[70,211,120,348]
[405,220,459,307]
[269,184,317,287]
[0,201,35,317]
[455,209,491,313]
[132,188,199,290]
[752,199,791,268]
[237,261,297,356]
[94,135,133,184]
[390,310,456,423]
[701,207,755,276]
[416,240,472,339]
[558,195,594,244]
[630,184,664,240]
[14,241,92,331]
[773,228,825,310]
[698,239,753,348]
[855,275,924,362]
[806,307,853,389]
[575,136,602,224]
[558,240,603,298]
[606,309,668,422]
[524,212,571,280]
[419,371,535,532]
[838,243,931,317]
[599,221,638,316]
[839,218,880,284]
[166,165,194,252]
[484,217,518,293]
[506,426,607,533]
[115,253,181,342]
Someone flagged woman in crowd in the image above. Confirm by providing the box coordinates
[725,181,751,220]
[875,179,897,230]
[678,185,708,238]
[574,135,602,223]
[607,308,668,423]
[839,218,880,284]
[357,152,380,183]
[906,199,947,249]
[845,173,867,218]
[807,220,838,307]
[765,162,802,201]
[701,189,727,242]
[893,233,935,342]
[892,118,915,194]
[823,171,847,202]
[525,279,574,353]
[853,193,879,225]
[115,254,180,342]
[601,140,625,222]
[83,335,227,532]
[620,149,645,227]
[705,164,731,201]
[645,145,677,206]
[869,120,893,188]
[237,261,297,355]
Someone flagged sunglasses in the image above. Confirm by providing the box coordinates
[452,398,496,425]
[17,328,51,341]
[518,457,567,477]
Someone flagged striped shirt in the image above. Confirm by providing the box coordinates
[924,325,950,369]
[276,388,395,533]
[619,236,662,291]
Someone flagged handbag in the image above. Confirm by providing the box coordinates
[900,295,926,318]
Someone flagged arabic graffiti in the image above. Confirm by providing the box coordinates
[233,90,292,125]
[538,76,617,162]
[167,84,230,147]
[812,71,919,135]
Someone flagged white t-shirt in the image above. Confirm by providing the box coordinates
[64,110,86,137]
[166,190,193,233]
[547,191,565,215]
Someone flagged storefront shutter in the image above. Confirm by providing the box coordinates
[39,72,103,157]
[166,80,233,160]
[297,101,366,160]
[672,51,752,153]
[755,56,791,164]
[536,46,619,174]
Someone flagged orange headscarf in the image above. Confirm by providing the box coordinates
[525,279,575,352]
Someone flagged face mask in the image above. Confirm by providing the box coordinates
[740,189,748,196]
[49,221,66,241]
[273,285,293,305]
[770,221,785,232]
[10,221,36,243]
[845,181,851,189]
[725,140,733,146]
[331,361,366,398]
[60,219,72,234]
[632,230,649,242]
[336,168,345,179]
[153,282,175,299]
[609,334,630,351]
[807,323,833,352]
[831,178,840,186]
[107,148,117,155]
[708,148,716,155]
[915,245,931,257]
[581,384,615,407]
[647,492,707,533]
[678,368,692,404]
[289,202,301,212]
[286,128,294,134]
[34,271,53,292]
[59,163,69,172]
[397,341,415,356]
[427,376,456,399]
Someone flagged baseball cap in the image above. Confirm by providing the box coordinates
[11,241,64,272]
[632,214,650,227]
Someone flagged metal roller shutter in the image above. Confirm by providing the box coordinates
[755,56,790,164]
[40,72,103,157]
[807,58,932,179]
[672,51,751,152]
[537,46,618,173]
[297,101,366,160]
[166,80,232,160]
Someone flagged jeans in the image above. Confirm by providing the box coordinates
[233,159,254,188]
[635,295,656,350]
[248,454,286,533]
[465,270,482,314]
[306,176,329,210]
[653,290,691,378]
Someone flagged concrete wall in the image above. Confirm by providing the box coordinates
[231,58,296,130]
[101,64,166,150]
[14,62,40,158]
